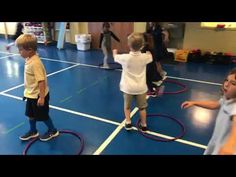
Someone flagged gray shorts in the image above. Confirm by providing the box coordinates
[123,92,147,110]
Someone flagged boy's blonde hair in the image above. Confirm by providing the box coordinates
[15,34,37,51]
[128,32,144,51]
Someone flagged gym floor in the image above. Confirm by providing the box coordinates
[0,38,235,155]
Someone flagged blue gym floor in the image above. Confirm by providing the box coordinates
[0,38,235,155]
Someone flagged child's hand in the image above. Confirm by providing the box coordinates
[37,97,45,106]
[113,49,118,55]
[181,101,194,109]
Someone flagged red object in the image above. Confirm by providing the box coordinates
[224,52,233,56]
[217,24,225,28]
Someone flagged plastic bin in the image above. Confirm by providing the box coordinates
[75,34,91,51]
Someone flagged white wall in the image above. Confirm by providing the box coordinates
[0,22,17,35]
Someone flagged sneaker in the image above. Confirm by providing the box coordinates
[147,90,157,97]
[138,123,148,133]
[19,131,39,141]
[124,123,132,131]
[40,130,59,141]
[152,80,163,86]
[160,71,167,77]
[162,75,167,81]
[100,64,110,69]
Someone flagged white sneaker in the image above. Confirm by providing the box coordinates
[152,80,163,86]
[100,64,110,69]
[161,71,167,77]
[162,75,167,81]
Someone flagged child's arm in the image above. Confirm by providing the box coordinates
[110,32,120,42]
[37,80,46,106]
[181,100,220,110]
[113,49,118,58]
[218,115,236,155]
[113,49,122,64]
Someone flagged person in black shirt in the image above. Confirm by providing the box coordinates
[141,33,163,97]
[146,22,168,79]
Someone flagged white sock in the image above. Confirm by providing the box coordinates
[125,120,131,124]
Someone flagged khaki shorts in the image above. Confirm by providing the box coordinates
[123,92,147,110]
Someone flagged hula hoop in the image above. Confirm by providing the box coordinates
[23,130,84,155]
[158,79,187,95]
[136,114,186,142]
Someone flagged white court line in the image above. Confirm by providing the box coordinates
[1,92,208,151]
[93,110,207,155]
[41,57,79,65]
[0,64,80,94]
[46,63,80,77]
[0,54,19,60]
[0,84,25,94]
[0,92,120,126]
[0,51,79,65]
[0,51,15,55]
[49,105,120,126]
[0,51,223,86]
[167,76,222,86]
[93,107,139,155]
[131,127,207,149]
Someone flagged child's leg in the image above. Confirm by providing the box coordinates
[102,46,109,67]
[43,117,57,132]
[19,117,39,141]
[40,117,59,141]
[156,61,167,78]
[124,107,131,123]
[29,117,37,132]
[139,109,147,127]
[156,61,163,74]
[123,93,133,124]
[136,93,148,127]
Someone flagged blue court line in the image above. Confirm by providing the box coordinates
[59,76,109,103]
[59,96,73,103]
[76,76,109,95]
[3,121,25,134]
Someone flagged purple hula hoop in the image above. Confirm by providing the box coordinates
[23,130,84,155]
[136,114,186,142]
[158,79,187,95]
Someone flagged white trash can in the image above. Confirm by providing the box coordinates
[75,34,91,51]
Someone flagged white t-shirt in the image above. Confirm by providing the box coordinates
[24,54,49,98]
[204,96,236,155]
[114,51,152,94]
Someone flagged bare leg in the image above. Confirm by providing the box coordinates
[124,107,131,123]
[102,46,109,67]
[139,109,147,127]
[156,61,167,78]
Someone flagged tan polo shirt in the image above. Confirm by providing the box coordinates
[24,54,49,98]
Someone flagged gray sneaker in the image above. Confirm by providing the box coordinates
[40,130,59,141]
[19,131,39,141]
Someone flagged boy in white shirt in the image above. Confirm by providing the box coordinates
[113,32,152,132]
